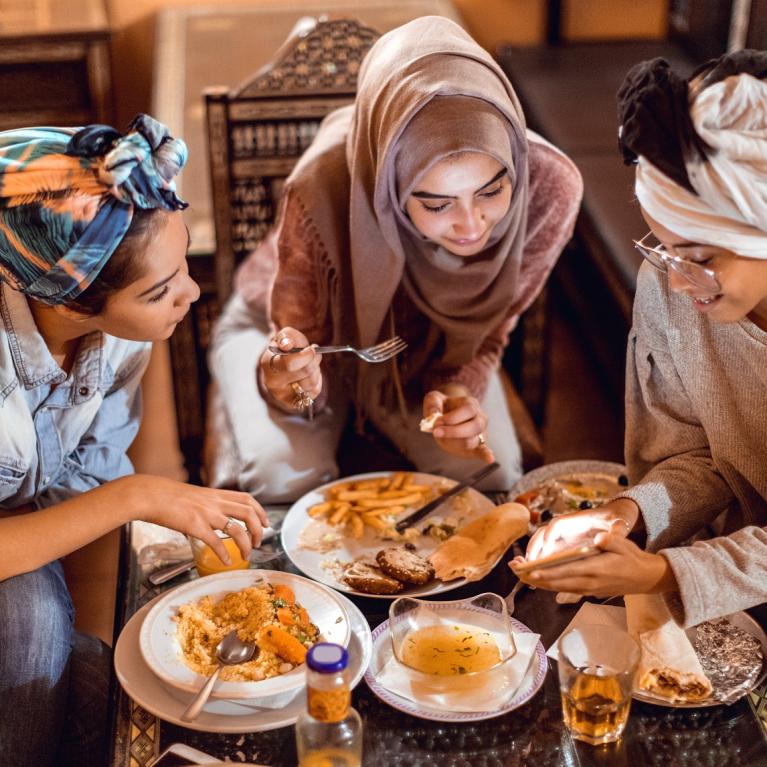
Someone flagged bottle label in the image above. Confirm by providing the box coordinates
[307,686,351,723]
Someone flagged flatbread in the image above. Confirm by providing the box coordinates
[625,593,712,702]
[428,503,530,582]
[419,411,440,433]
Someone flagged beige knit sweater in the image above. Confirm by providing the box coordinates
[621,262,767,627]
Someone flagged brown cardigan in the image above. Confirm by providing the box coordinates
[235,133,583,405]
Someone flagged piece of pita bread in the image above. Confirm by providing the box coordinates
[428,503,530,582]
[625,593,712,702]
[419,411,440,433]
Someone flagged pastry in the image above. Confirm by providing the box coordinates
[625,593,712,702]
[429,503,530,582]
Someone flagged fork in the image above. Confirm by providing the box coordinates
[268,335,407,363]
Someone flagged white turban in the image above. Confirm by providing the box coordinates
[635,73,767,258]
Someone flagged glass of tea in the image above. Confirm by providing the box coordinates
[188,520,250,577]
[557,623,640,745]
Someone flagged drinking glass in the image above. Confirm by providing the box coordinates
[189,521,250,577]
[558,623,640,745]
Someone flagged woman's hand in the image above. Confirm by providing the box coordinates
[124,475,269,566]
[511,530,678,597]
[523,498,640,561]
[422,384,494,463]
[258,326,322,413]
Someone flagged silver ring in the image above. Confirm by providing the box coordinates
[477,434,486,447]
[222,517,234,535]
[268,350,279,372]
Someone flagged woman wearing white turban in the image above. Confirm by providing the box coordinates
[513,51,767,629]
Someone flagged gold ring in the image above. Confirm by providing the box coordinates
[291,381,312,410]
[477,434,486,447]
[268,350,279,372]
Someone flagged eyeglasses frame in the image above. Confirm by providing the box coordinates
[632,232,722,293]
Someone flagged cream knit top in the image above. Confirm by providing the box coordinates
[621,262,767,627]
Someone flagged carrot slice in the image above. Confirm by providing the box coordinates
[277,607,295,626]
[273,584,295,605]
[258,624,307,664]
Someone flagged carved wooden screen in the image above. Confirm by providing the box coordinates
[169,18,379,484]
[205,18,380,302]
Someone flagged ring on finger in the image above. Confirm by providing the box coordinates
[477,433,486,447]
[222,517,234,534]
[268,350,280,373]
[291,381,313,410]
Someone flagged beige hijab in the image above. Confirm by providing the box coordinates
[278,16,529,370]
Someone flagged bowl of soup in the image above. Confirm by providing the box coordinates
[388,592,518,696]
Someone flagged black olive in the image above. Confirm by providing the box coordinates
[579,500,593,510]
[540,509,553,523]
[618,473,629,486]
[404,542,417,551]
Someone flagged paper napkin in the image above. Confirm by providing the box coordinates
[547,602,627,661]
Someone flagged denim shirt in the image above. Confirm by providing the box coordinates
[0,284,151,509]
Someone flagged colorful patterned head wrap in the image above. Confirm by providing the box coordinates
[0,114,188,304]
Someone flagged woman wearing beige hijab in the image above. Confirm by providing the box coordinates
[210,17,582,502]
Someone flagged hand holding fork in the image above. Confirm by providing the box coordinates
[260,327,407,416]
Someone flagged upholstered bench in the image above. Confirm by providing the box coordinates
[498,41,699,401]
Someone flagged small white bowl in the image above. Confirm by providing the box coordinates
[139,569,350,706]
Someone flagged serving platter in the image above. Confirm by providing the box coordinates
[281,471,496,599]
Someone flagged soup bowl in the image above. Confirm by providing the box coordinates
[139,570,350,707]
[388,592,517,696]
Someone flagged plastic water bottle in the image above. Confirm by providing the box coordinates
[295,643,363,767]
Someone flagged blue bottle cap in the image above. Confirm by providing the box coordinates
[307,643,348,672]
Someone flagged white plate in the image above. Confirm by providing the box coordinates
[115,591,373,733]
[139,570,350,703]
[281,471,496,599]
[509,459,627,500]
[363,613,547,722]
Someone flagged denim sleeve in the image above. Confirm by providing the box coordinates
[34,349,151,508]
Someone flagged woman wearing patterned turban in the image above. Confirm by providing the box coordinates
[514,51,767,628]
[0,115,267,767]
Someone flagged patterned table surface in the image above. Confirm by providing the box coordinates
[108,517,767,767]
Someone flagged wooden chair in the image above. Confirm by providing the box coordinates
[169,17,546,486]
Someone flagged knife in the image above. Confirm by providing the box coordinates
[394,461,500,532]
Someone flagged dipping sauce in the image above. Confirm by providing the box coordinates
[400,624,502,675]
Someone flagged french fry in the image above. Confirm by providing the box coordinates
[310,475,435,536]
[308,501,333,517]
[357,493,422,508]
[354,478,390,490]
[329,503,351,525]
[350,513,364,539]
[388,471,411,491]
[335,490,380,501]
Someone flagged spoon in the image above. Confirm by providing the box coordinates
[180,629,258,722]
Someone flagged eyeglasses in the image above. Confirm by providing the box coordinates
[633,232,722,293]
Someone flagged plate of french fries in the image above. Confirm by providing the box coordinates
[280,471,495,598]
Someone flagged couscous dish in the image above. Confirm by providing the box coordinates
[175,582,320,681]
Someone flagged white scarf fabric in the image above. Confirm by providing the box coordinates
[635,73,767,258]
